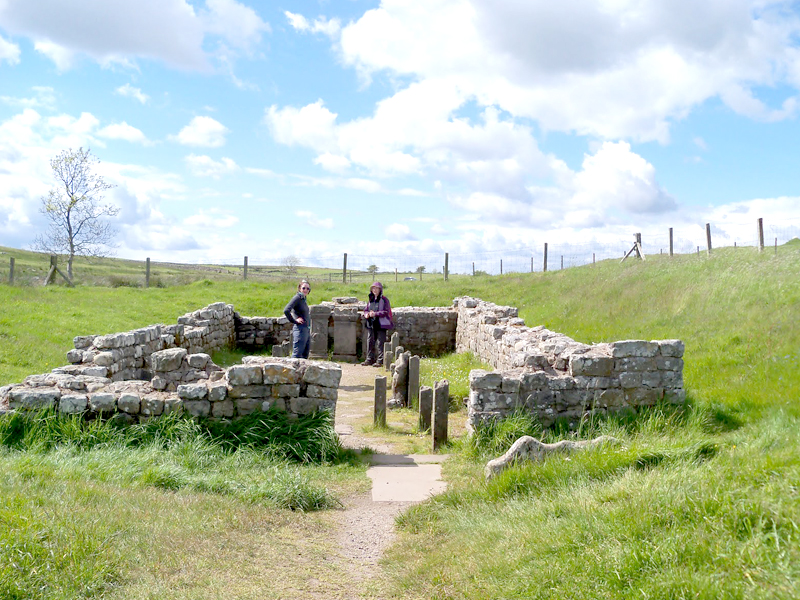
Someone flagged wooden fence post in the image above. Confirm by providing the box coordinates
[472,262,475,276]
[145,257,151,288]
[343,253,347,283]
[775,237,778,255]
[706,223,712,255]
[669,227,674,257]
[8,257,14,285]
[561,255,564,270]
[531,256,533,273]
[444,253,449,281]
[758,218,764,252]
[543,243,548,272]
[374,375,387,427]
[243,256,248,280]
[500,259,503,275]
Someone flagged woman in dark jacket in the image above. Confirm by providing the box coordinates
[361,281,393,366]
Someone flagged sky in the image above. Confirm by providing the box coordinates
[1,0,800,274]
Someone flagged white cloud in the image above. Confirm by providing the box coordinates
[203,0,270,51]
[0,33,21,64]
[313,152,351,173]
[296,210,334,229]
[285,11,340,36]
[98,122,150,144]
[0,86,57,110]
[385,223,417,241]
[184,208,239,228]
[115,84,149,104]
[335,0,800,142]
[265,100,338,150]
[0,0,269,71]
[185,154,239,178]
[172,116,229,147]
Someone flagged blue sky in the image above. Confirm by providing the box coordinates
[1,0,799,274]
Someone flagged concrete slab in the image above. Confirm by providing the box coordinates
[366,454,448,502]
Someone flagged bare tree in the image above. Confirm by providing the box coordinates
[33,148,119,280]
[281,255,301,275]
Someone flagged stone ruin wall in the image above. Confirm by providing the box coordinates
[0,295,684,431]
[454,297,685,430]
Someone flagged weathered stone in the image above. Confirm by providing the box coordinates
[658,339,685,358]
[469,370,502,390]
[262,398,286,412]
[235,398,260,416]
[274,384,301,398]
[290,397,318,415]
[306,385,337,401]
[186,353,210,369]
[262,361,298,384]
[151,348,187,372]
[227,385,270,399]
[227,364,263,386]
[89,392,116,413]
[207,381,228,402]
[303,363,342,387]
[611,340,659,358]
[184,400,211,417]
[178,383,208,401]
[59,394,87,414]
[118,393,141,414]
[569,355,613,377]
[9,387,60,410]
[212,399,235,418]
[141,396,165,416]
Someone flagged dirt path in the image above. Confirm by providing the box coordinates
[322,363,445,599]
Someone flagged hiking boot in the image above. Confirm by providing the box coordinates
[360,360,374,366]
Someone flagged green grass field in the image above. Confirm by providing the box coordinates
[1,242,798,599]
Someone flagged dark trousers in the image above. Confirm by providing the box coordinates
[291,324,310,359]
[365,326,387,364]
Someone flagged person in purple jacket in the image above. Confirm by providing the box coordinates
[361,281,393,366]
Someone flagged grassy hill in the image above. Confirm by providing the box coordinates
[1,242,799,599]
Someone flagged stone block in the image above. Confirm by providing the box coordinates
[89,392,116,413]
[290,397,318,415]
[306,385,337,401]
[208,381,228,402]
[274,384,300,398]
[227,364,263,386]
[118,393,141,414]
[59,394,87,414]
[262,398,286,412]
[212,399,235,418]
[569,355,613,377]
[658,339,685,358]
[619,372,642,389]
[664,388,687,404]
[73,335,96,349]
[501,377,520,394]
[9,387,61,410]
[141,396,165,416]
[67,349,84,364]
[614,357,656,372]
[178,383,208,400]
[163,397,183,415]
[235,398,260,416]
[185,400,211,417]
[470,370,502,390]
[227,385,270,399]
[151,348,188,372]
[187,353,210,369]
[262,361,299,384]
[611,340,659,358]
[656,357,684,371]
[303,363,342,387]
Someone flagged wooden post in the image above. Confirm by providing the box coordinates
[669,227,674,257]
[593,253,595,265]
[706,223,712,255]
[758,218,764,252]
[531,256,533,273]
[433,380,449,451]
[775,237,778,255]
[418,386,433,432]
[500,259,503,275]
[45,255,72,287]
[8,257,14,285]
[374,375,387,427]
[349,270,352,283]
[243,256,248,280]
[408,355,420,410]
[444,253,449,281]
[145,257,151,288]
[697,246,700,256]
[561,255,564,270]
[343,253,348,283]
[543,243,548,272]
[472,262,475,276]
[395,268,398,282]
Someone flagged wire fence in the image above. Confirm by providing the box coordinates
[2,216,798,286]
